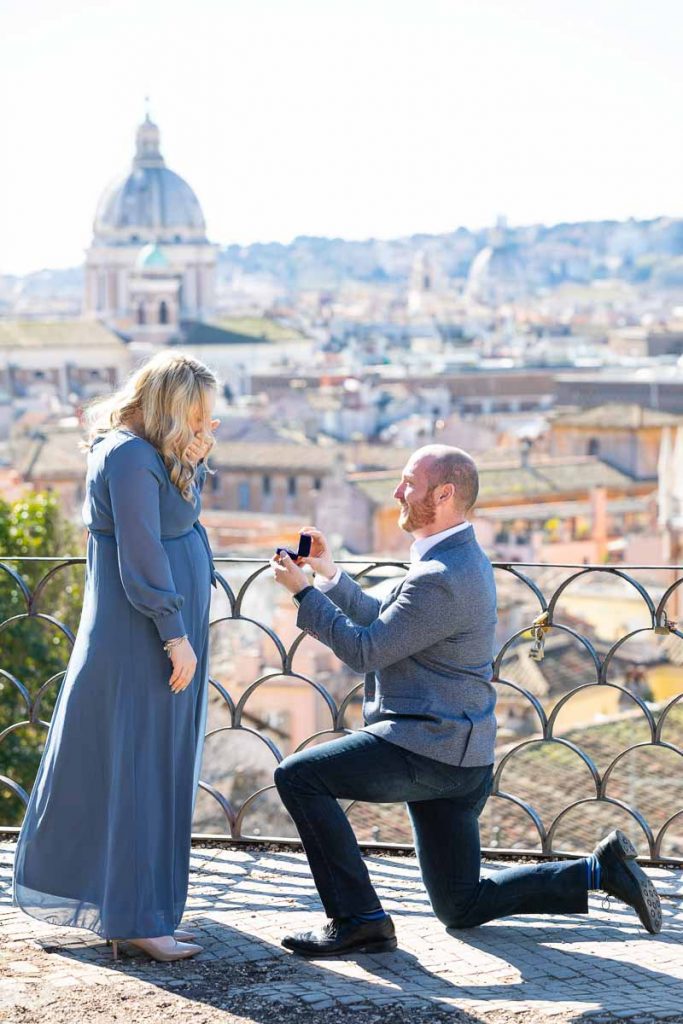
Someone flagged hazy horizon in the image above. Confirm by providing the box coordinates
[3,210,682,280]
[2,0,681,276]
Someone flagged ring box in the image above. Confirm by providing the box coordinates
[276,534,312,562]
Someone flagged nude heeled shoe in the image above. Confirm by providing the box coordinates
[107,927,196,948]
[111,935,202,961]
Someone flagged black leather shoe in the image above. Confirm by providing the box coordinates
[282,915,397,957]
[594,829,662,934]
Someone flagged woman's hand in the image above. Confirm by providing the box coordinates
[168,637,198,694]
[297,526,337,580]
[184,419,220,466]
[271,551,310,595]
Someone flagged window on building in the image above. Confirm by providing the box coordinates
[238,482,251,510]
[138,304,145,325]
[313,477,322,491]
[588,437,600,455]
[263,475,271,496]
[159,300,169,324]
[288,476,297,497]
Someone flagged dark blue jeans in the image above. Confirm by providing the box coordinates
[274,731,589,926]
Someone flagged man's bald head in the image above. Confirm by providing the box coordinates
[412,444,479,513]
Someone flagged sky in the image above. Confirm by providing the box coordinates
[1,0,681,275]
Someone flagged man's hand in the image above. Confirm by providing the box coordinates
[184,419,221,466]
[271,550,310,595]
[297,526,336,580]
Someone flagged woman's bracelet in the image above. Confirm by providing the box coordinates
[163,634,188,655]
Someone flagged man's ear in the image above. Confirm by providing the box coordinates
[439,483,456,503]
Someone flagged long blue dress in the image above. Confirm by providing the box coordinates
[13,427,216,939]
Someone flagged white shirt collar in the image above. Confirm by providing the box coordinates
[409,521,470,563]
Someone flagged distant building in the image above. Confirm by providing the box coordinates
[0,320,130,412]
[250,368,556,416]
[549,405,683,480]
[407,249,442,317]
[204,441,411,520]
[3,424,88,517]
[315,452,654,557]
[608,328,683,359]
[84,114,218,341]
[466,220,527,307]
[555,368,683,415]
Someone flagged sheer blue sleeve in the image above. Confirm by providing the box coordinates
[105,439,186,641]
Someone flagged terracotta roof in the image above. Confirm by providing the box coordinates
[479,496,650,521]
[9,428,86,478]
[351,456,637,507]
[552,404,683,429]
[211,441,411,475]
[4,427,412,483]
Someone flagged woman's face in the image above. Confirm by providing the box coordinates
[188,389,217,436]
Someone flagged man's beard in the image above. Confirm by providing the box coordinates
[398,488,437,533]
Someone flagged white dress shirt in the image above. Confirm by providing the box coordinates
[315,520,471,592]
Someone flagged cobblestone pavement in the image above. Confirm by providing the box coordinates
[1,841,683,1023]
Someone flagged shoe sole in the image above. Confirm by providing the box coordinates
[284,937,398,958]
[597,831,662,935]
[628,861,663,935]
[613,829,638,860]
[612,831,662,934]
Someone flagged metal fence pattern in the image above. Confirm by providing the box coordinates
[1,555,682,862]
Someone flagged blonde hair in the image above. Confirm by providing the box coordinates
[82,351,219,502]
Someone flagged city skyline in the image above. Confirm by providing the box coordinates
[2,0,682,275]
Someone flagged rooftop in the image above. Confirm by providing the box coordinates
[210,440,412,474]
[552,404,683,430]
[0,320,125,350]
[0,428,413,481]
[215,316,311,344]
[3,427,87,479]
[351,455,641,507]
[478,495,650,521]
[174,316,311,348]
[2,841,682,1024]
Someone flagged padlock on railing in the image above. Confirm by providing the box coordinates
[528,610,550,661]
[654,611,678,635]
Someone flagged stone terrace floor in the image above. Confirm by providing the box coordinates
[1,841,683,1024]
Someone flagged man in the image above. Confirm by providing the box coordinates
[271,444,662,958]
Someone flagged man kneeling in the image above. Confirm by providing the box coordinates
[271,444,662,957]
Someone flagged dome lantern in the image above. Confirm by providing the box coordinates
[134,114,164,168]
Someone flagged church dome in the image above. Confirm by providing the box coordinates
[93,116,207,244]
[466,242,526,305]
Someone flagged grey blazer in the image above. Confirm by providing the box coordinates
[296,526,498,767]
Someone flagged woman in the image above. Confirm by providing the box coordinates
[13,351,220,962]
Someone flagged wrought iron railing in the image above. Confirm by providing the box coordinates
[1,556,682,863]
